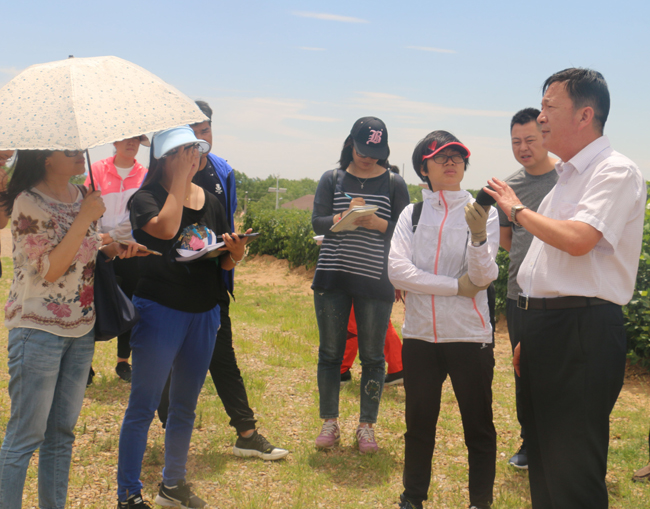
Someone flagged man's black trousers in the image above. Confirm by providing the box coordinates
[519,303,626,508]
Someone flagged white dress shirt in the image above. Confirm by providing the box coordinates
[517,136,646,306]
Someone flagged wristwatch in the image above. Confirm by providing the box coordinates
[511,204,528,227]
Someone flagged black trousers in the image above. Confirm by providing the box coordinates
[519,303,626,509]
[158,297,257,433]
[506,298,526,442]
[113,256,140,360]
[402,338,496,508]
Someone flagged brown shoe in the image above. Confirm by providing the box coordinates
[633,463,650,482]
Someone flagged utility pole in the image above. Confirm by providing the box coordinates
[268,176,287,210]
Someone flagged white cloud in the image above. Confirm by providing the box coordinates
[0,67,22,77]
[187,93,516,186]
[352,91,512,119]
[406,46,456,54]
[291,11,369,23]
[0,67,22,88]
[298,47,326,51]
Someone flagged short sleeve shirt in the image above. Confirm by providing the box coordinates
[517,136,646,305]
[497,168,558,299]
[130,182,231,312]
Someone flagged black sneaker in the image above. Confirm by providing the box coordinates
[508,443,528,469]
[340,369,352,386]
[87,366,95,387]
[385,370,404,386]
[115,361,132,382]
[399,494,423,509]
[117,492,151,508]
[155,480,207,508]
[233,430,290,461]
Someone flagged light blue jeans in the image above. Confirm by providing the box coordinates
[0,327,95,509]
[314,290,392,423]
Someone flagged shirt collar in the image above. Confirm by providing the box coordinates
[555,135,610,176]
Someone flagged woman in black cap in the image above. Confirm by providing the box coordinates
[311,117,409,453]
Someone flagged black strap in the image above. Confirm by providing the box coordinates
[411,201,424,232]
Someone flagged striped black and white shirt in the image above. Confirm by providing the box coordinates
[311,169,410,303]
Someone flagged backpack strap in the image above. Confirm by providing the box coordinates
[411,201,424,232]
[331,168,340,193]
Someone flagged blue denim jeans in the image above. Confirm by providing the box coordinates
[314,290,392,423]
[117,297,219,501]
[0,327,95,509]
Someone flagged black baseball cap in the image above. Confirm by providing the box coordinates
[350,116,389,160]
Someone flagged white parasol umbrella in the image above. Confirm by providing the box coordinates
[0,55,207,151]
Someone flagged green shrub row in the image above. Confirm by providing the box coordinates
[245,201,650,367]
[624,200,650,367]
[242,203,320,269]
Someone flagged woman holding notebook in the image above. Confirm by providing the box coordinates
[311,117,409,453]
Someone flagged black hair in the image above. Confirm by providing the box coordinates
[0,150,52,215]
[127,141,165,211]
[388,164,400,174]
[542,68,610,134]
[411,131,469,188]
[195,100,213,123]
[510,107,541,131]
[337,134,389,171]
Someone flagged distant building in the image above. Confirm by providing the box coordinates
[281,194,315,211]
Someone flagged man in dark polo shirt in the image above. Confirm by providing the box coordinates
[498,108,557,470]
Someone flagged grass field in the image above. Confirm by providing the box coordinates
[1,254,649,508]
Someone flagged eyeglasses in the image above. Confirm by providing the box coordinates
[163,143,208,158]
[63,150,82,157]
[430,153,465,164]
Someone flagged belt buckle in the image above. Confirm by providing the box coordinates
[517,293,529,310]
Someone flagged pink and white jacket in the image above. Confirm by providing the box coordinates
[388,189,499,344]
[84,156,147,242]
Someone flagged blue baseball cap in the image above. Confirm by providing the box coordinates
[152,125,210,159]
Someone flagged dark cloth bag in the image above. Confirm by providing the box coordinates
[93,249,140,341]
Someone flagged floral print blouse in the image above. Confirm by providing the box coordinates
[5,187,101,337]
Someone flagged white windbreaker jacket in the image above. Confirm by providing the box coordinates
[388,189,499,344]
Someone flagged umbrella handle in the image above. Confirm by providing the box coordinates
[85,150,95,192]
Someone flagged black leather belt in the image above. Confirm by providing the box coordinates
[517,294,611,310]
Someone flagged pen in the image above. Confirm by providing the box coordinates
[344,192,353,199]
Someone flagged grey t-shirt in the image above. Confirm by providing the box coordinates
[498,167,558,299]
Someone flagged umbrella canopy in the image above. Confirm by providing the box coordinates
[0,55,207,150]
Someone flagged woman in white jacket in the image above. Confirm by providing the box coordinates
[388,131,499,509]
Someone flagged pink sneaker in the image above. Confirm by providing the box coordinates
[356,425,379,454]
[315,420,340,449]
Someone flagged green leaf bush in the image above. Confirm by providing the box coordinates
[243,203,320,269]
[624,198,650,367]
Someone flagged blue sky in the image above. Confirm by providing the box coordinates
[2,0,649,190]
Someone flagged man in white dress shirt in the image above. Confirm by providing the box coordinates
[486,68,646,508]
